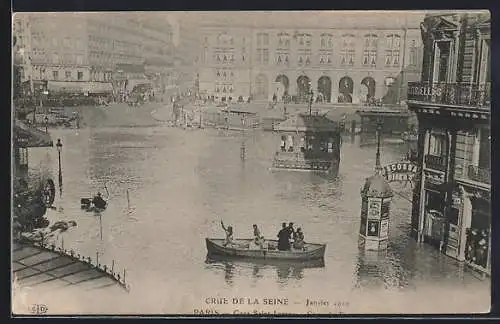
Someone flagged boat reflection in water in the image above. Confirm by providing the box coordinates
[205,255,325,286]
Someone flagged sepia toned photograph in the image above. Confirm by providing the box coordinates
[11,10,491,315]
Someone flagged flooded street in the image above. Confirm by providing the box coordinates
[41,124,489,314]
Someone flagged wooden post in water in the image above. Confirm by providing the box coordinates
[126,188,130,211]
[123,269,126,284]
[96,251,99,266]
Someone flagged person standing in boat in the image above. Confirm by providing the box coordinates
[293,228,305,250]
[221,220,234,247]
[277,222,291,251]
[92,192,107,210]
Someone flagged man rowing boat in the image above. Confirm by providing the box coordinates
[221,220,234,247]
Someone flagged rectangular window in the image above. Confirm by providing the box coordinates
[77,71,84,80]
[65,71,71,79]
[76,55,83,65]
[429,133,445,156]
[52,70,59,80]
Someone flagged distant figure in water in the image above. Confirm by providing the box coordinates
[293,228,305,250]
[277,222,291,251]
[92,192,107,210]
[221,220,234,246]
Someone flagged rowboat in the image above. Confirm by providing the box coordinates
[205,238,326,261]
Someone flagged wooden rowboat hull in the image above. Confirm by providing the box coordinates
[206,238,326,261]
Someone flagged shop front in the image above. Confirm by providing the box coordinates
[422,184,446,249]
[464,194,491,274]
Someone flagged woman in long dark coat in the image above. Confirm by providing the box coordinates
[277,222,290,251]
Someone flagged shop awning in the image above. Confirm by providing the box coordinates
[47,81,113,94]
[85,82,113,94]
[14,120,54,148]
[126,79,153,92]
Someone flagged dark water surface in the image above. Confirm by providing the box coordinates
[40,125,489,314]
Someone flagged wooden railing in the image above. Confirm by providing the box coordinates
[20,238,130,292]
[407,82,490,109]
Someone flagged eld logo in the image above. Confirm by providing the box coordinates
[29,304,48,315]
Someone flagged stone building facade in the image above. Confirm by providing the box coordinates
[408,12,491,275]
[196,12,425,104]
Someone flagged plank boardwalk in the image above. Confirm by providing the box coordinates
[12,242,128,292]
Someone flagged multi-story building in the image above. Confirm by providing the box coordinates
[196,12,425,103]
[12,13,176,99]
[407,12,491,275]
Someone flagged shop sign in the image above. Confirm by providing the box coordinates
[382,161,418,183]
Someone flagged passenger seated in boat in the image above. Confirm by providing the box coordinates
[251,224,266,249]
[277,222,291,251]
[92,192,107,209]
[221,221,234,246]
[293,228,305,250]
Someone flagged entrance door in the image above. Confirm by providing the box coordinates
[317,76,332,103]
[338,76,353,103]
[297,75,311,103]
[361,77,376,102]
[254,74,268,100]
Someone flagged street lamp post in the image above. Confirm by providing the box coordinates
[375,118,383,173]
[44,116,49,133]
[56,139,63,197]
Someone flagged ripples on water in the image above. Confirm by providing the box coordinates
[42,126,489,313]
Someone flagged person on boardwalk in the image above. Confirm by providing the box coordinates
[277,222,291,251]
[221,220,234,247]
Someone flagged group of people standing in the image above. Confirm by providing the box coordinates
[277,222,305,251]
[220,220,305,251]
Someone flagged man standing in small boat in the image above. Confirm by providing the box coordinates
[221,220,234,247]
[277,222,291,251]
[92,192,107,210]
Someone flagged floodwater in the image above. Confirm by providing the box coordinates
[35,124,489,314]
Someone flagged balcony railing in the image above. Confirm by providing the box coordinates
[424,154,446,172]
[467,165,491,185]
[407,82,491,109]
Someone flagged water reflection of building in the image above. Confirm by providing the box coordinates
[408,12,491,275]
[197,12,424,103]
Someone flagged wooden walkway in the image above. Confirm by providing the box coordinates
[13,241,129,293]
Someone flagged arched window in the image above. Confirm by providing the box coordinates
[385,34,401,66]
[363,34,378,66]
